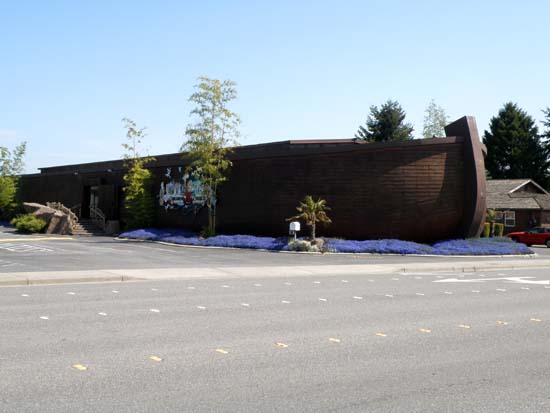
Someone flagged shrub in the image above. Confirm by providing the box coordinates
[287,240,318,252]
[493,223,504,237]
[482,223,490,237]
[10,214,47,233]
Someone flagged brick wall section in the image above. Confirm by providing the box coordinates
[21,137,469,243]
[154,141,465,243]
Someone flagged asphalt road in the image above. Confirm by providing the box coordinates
[2,268,550,412]
[1,227,549,275]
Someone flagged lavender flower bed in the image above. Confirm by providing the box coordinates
[118,229,533,255]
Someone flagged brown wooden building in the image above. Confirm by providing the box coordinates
[20,116,487,243]
[486,179,550,233]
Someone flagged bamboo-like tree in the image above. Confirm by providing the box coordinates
[287,195,332,240]
[121,118,156,229]
[181,76,240,236]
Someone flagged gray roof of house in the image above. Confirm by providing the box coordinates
[486,179,550,210]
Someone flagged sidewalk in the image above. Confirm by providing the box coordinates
[2,257,550,286]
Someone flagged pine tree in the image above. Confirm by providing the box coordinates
[483,103,549,188]
[355,100,414,142]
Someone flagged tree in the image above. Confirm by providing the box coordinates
[287,195,332,240]
[542,107,550,142]
[181,76,241,236]
[422,99,448,138]
[0,142,27,219]
[355,100,414,142]
[483,103,549,188]
[121,118,156,229]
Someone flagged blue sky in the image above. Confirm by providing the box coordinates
[2,0,549,173]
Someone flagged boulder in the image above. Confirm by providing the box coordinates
[22,202,72,235]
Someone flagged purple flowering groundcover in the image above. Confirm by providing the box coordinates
[118,229,533,255]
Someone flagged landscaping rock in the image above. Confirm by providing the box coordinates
[22,202,72,235]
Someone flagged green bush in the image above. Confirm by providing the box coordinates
[482,222,490,238]
[10,214,47,233]
[493,223,504,237]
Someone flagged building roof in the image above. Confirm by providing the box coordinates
[486,179,550,210]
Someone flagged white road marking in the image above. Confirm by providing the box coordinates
[240,303,250,307]
[444,291,453,295]
[415,293,425,296]
[313,281,321,284]
[151,288,159,291]
[187,286,196,290]
[67,292,76,295]
[112,290,119,294]
[436,276,550,285]
[98,312,107,316]
[496,288,507,292]
[284,282,292,286]
[318,298,328,302]
[352,296,363,300]
[253,283,262,287]
[221,285,230,288]
[196,306,206,310]
[521,287,530,290]
[341,280,349,283]
[391,278,400,281]
[21,294,29,297]
[281,300,291,304]
[149,308,160,313]
[472,290,480,293]
[384,294,394,298]
[40,316,49,320]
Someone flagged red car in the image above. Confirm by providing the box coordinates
[506,227,550,247]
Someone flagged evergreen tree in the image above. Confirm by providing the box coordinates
[121,118,156,230]
[542,107,550,141]
[355,100,414,142]
[483,103,549,187]
[422,99,448,138]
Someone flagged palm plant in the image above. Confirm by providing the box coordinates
[287,195,332,240]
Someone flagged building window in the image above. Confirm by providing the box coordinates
[494,211,504,221]
[504,211,516,227]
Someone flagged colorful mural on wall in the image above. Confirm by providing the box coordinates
[158,167,211,214]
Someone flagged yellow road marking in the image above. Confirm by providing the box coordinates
[215,349,229,354]
[72,364,87,371]
[0,237,74,242]
[496,320,509,326]
[275,342,288,348]
[458,324,471,329]
[328,338,341,343]
[530,318,542,322]
[375,332,387,337]
[419,328,431,333]
[149,356,162,362]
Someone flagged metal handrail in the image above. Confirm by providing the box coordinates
[89,205,106,231]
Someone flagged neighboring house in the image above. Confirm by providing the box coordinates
[486,179,550,233]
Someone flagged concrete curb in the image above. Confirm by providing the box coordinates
[2,258,550,287]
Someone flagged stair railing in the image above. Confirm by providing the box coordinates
[46,202,79,230]
[89,205,106,232]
